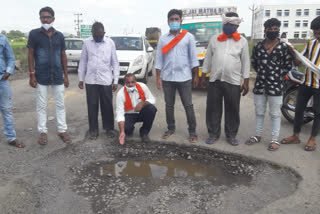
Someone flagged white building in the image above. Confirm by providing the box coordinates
[252,4,320,40]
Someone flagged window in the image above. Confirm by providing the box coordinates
[294,32,300,38]
[303,20,308,27]
[295,20,301,27]
[277,10,282,16]
[316,9,320,16]
[265,10,270,17]
[284,10,290,16]
[296,9,301,16]
[283,21,289,28]
[304,9,309,16]
[301,31,308,38]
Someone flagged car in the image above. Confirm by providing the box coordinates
[110,34,154,83]
[65,38,84,70]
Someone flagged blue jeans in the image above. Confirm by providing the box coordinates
[0,80,16,142]
[254,94,282,141]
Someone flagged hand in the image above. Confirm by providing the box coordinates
[193,75,199,88]
[64,76,69,88]
[29,75,37,88]
[119,132,125,145]
[240,81,249,96]
[1,72,10,80]
[112,84,118,92]
[134,101,144,112]
[200,77,207,88]
[156,77,162,90]
[78,81,84,89]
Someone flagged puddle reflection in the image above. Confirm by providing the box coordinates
[102,160,225,178]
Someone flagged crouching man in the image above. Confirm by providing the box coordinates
[116,74,157,145]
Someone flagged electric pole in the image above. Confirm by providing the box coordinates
[74,13,83,38]
[249,4,257,40]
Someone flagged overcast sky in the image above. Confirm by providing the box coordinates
[1,0,319,36]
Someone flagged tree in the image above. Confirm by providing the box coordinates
[7,30,25,40]
[1,30,6,35]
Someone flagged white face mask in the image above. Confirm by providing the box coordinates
[42,23,53,31]
[125,86,135,92]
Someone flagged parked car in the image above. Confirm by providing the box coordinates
[110,34,154,83]
[65,38,84,70]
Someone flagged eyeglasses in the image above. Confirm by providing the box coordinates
[40,16,53,20]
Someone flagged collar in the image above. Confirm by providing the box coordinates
[40,27,57,35]
[168,29,182,37]
[90,37,106,43]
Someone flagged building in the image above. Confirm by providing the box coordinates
[252,4,320,40]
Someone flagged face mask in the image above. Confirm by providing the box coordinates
[223,24,237,35]
[169,22,180,31]
[41,23,53,31]
[125,86,135,92]
[266,31,280,40]
[93,36,104,43]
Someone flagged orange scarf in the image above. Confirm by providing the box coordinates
[217,31,241,42]
[162,30,188,54]
[124,83,146,111]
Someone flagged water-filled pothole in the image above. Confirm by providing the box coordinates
[71,140,301,214]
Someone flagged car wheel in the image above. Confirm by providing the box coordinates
[148,62,154,76]
[142,67,148,84]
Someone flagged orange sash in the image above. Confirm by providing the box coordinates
[161,30,188,54]
[217,31,241,42]
[124,83,146,111]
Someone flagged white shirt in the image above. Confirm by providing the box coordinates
[78,37,120,85]
[116,82,156,122]
[202,35,250,85]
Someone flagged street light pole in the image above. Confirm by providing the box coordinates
[74,13,83,38]
[249,4,257,40]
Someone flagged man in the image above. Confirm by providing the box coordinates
[78,22,120,140]
[28,6,71,145]
[245,18,292,151]
[201,12,250,146]
[0,33,24,148]
[155,9,199,143]
[281,16,320,151]
[116,74,156,145]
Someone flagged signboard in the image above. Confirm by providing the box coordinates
[182,7,237,17]
[80,25,92,38]
[181,22,222,30]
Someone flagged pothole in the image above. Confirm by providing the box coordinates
[71,140,301,214]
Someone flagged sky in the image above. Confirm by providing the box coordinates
[1,0,319,36]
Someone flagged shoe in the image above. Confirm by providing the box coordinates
[141,135,150,143]
[106,130,116,138]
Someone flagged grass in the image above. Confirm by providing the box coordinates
[10,41,27,48]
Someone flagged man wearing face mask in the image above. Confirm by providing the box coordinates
[202,12,250,146]
[116,73,156,145]
[28,6,71,145]
[155,9,199,143]
[245,18,292,151]
[78,22,120,140]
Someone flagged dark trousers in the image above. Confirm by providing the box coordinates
[206,81,240,138]
[85,84,114,135]
[162,80,196,135]
[294,85,320,137]
[125,104,157,136]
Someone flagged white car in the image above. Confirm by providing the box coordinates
[110,34,154,83]
[65,38,84,70]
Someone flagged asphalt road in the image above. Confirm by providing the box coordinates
[0,72,319,213]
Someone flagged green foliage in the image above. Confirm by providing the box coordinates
[6,30,26,40]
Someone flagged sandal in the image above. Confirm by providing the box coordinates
[58,132,72,144]
[8,139,25,148]
[227,137,239,146]
[280,136,300,144]
[245,136,261,145]
[305,139,316,151]
[188,135,197,143]
[205,137,218,145]
[38,133,48,145]
[268,141,280,151]
[162,130,174,139]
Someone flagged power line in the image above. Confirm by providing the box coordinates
[74,13,83,37]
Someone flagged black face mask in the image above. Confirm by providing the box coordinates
[266,31,280,40]
[93,36,104,43]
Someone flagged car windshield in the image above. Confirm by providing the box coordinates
[111,37,143,51]
[184,25,222,47]
[65,40,83,50]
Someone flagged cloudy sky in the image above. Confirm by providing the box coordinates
[1,0,319,36]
